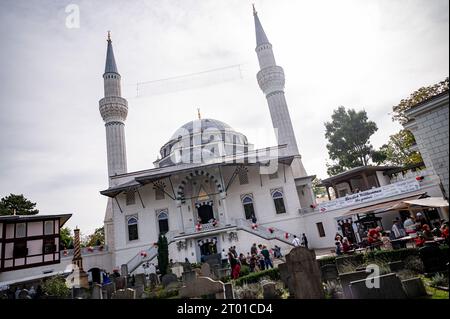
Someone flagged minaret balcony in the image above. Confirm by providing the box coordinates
[257,65,285,95]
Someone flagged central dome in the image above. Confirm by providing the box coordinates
[157,118,251,167]
[170,119,234,141]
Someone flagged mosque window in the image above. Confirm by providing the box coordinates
[316,222,326,237]
[271,189,286,214]
[157,210,169,235]
[126,190,135,206]
[127,216,139,241]
[241,194,255,220]
[238,168,249,185]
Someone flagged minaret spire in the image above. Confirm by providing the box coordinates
[105,31,118,75]
[253,5,269,47]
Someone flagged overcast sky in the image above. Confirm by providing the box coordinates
[0,0,448,234]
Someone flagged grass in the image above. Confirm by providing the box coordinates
[421,276,449,299]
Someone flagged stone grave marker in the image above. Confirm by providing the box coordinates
[349,273,407,299]
[91,284,103,299]
[182,270,197,284]
[148,273,159,288]
[114,276,126,290]
[262,281,280,299]
[18,289,30,299]
[278,262,294,295]
[112,288,136,299]
[401,277,428,298]
[284,247,324,299]
[200,263,213,278]
[120,264,129,277]
[171,265,184,278]
[134,273,147,288]
[104,282,115,299]
[338,270,368,299]
[224,283,234,299]
[179,276,225,299]
[161,273,178,288]
[321,264,338,282]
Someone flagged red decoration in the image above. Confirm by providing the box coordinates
[212,219,218,227]
[416,176,424,181]
[63,250,68,256]
[310,204,317,209]
[268,227,274,234]
[285,233,289,239]
[251,223,258,230]
[196,223,202,231]
[140,251,148,257]
[87,246,94,252]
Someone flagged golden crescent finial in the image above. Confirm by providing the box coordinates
[252,4,257,15]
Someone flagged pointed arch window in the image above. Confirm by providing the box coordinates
[127,216,139,241]
[271,189,286,214]
[241,194,255,220]
[157,210,169,235]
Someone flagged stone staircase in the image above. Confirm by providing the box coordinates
[234,218,295,246]
[126,245,158,274]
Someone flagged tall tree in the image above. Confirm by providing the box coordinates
[157,234,169,276]
[0,194,39,216]
[392,77,449,124]
[324,107,382,175]
[312,177,327,198]
[83,227,105,247]
[60,227,74,249]
[378,129,423,166]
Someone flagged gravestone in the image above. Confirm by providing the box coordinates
[419,244,446,274]
[349,273,407,299]
[134,285,145,299]
[388,261,405,272]
[91,284,103,299]
[121,264,129,277]
[183,262,192,272]
[134,274,147,288]
[278,262,294,295]
[224,283,234,299]
[161,273,178,288]
[179,276,225,299]
[115,276,126,290]
[112,288,136,299]
[200,263,213,278]
[148,273,159,288]
[321,264,338,282]
[401,277,428,298]
[284,247,324,299]
[262,281,280,299]
[182,270,197,284]
[338,270,368,299]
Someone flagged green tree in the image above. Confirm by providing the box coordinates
[392,77,449,124]
[324,107,382,175]
[157,234,169,276]
[60,227,74,249]
[0,194,39,216]
[378,129,423,166]
[83,226,105,247]
[42,276,70,298]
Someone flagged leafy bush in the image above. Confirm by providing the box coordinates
[430,273,448,288]
[239,265,250,277]
[144,286,179,299]
[234,283,262,299]
[234,268,280,287]
[42,276,70,298]
[404,256,424,273]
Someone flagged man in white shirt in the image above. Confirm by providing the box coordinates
[292,235,301,247]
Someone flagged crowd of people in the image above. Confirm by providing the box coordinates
[221,243,284,279]
[334,214,449,255]
[0,284,44,299]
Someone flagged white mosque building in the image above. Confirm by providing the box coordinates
[98,7,317,273]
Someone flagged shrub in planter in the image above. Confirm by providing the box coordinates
[42,276,70,299]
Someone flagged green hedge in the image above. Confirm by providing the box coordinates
[234,268,280,287]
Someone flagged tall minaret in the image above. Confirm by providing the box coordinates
[253,6,307,178]
[99,32,128,182]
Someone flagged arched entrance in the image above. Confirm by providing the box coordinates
[88,267,102,284]
[197,204,214,224]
